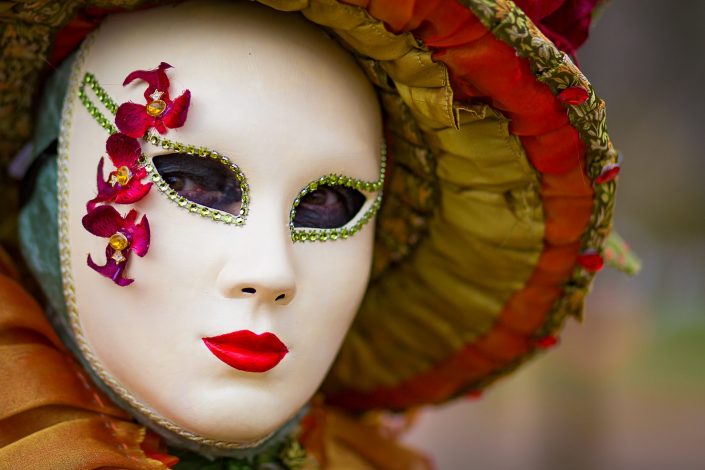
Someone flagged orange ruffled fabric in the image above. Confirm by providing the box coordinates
[0,248,426,469]
[301,401,434,470]
[0,250,170,470]
[329,0,594,409]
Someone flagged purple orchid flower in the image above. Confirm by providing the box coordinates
[82,205,150,286]
[87,133,152,211]
[115,62,191,138]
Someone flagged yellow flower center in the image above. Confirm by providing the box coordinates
[108,232,130,251]
[115,165,132,186]
[146,99,167,117]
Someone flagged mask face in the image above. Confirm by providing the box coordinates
[61,1,382,444]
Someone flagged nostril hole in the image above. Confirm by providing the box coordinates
[241,287,256,294]
[275,294,286,301]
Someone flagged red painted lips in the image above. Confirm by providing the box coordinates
[202,330,288,373]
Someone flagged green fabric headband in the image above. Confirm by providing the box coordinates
[19,53,75,324]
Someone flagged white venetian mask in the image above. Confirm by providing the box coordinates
[60,0,382,448]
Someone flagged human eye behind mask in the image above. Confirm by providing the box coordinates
[292,184,366,229]
[152,153,243,216]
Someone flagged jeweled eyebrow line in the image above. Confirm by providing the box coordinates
[79,71,386,240]
[78,72,250,226]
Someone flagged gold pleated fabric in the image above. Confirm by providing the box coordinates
[0,252,166,470]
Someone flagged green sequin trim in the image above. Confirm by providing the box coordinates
[289,142,386,243]
[78,73,118,134]
[78,72,250,226]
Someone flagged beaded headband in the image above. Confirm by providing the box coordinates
[80,63,386,285]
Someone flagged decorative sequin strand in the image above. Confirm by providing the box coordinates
[289,142,386,242]
[78,73,118,134]
[77,72,250,226]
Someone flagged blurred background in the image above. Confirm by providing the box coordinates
[403,1,705,468]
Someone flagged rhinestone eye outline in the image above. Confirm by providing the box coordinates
[139,139,249,226]
[288,141,386,243]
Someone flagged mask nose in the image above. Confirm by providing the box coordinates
[215,220,296,306]
[220,280,296,306]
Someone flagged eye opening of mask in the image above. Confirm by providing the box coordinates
[289,142,386,243]
[150,152,246,220]
[292,184,366,229]
[141,143,249,225]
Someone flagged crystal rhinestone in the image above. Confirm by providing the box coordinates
[115,166,132,186]
[146,99,167,117]
[111,250,126,264]
[108,232,130,251]
[149,90,164,101]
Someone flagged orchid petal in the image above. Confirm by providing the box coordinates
[133,167,147,180]
[116,102,154,138]
[114,181,152,205]
[87,190,115,211]
[82,205,124,237]
[87,247,134,286]
[129,215,150,257]
[87,158,116,210]
[154,120,168,135]
[123,62,173,101]
[162,90,191,130]
[107,133,142,167]
[123,208,138,227]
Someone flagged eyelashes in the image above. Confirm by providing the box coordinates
[150,152,369,232]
